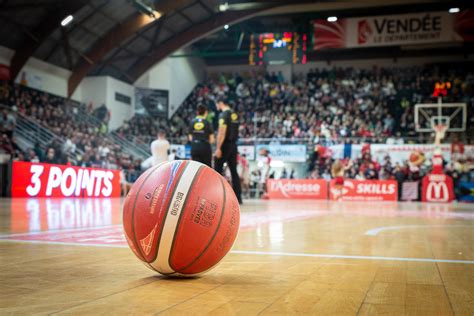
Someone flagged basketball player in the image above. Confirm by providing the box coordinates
[214,98,242,204]
[189,104,214,167]
[257,148,271,196]
[150,130,170,166]
[331,159,350,201]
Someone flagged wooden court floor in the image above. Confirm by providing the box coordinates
[0,198,473,315]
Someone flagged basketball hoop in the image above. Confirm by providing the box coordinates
[434,124,448,142]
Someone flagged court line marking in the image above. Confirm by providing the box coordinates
[0,239,128,248]
[230,250,474,264]
[365,225,473,236]
[0,225,122,238]
[1,238,472,264]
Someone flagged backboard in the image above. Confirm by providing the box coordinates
[414,102,466,133]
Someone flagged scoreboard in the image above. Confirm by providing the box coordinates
[249,32,307,66]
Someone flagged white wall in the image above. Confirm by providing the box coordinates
[106,77,134,130]
[136,49,206,117]
[80,76,108,108]
[0,45,83,101]
[2,45,205,122]
[81,76,134,130]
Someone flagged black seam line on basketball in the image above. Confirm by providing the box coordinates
[150,161,190,264]
[174,174,227,274]
[129,164,163,261]
[166,165,205,273]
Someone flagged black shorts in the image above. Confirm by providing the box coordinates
[191,141,212,167]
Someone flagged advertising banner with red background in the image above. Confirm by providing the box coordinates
[267,179,328,199]
[421,173,455,203]
[329,179,398,201]
[313,10,474,50]
[11,161,121,198]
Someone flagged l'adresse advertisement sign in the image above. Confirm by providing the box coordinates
[267,179,327,199]
[11,161,121,198]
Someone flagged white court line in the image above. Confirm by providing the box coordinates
[365,225,473,236]
[231,250,474,264]
[1,238,472,264]
[0,239,128,248]
[0,225,122,238]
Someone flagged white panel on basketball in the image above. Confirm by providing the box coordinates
[150,161,201,274]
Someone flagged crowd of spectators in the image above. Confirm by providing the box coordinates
[1,63,473,198]
[119,64,473,145]
[0,82,144,184]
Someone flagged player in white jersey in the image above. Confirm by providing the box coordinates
[150,130,170,166]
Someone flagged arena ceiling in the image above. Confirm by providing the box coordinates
[0,0,469,97]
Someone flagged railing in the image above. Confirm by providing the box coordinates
[0,104,84,162]
[126,134,438,147]
[109,131,151,159]
[71,109,151,159]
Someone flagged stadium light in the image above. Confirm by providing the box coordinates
[327,16,338,22]
[61,15,73,27]
[448,7,460,13]
[224,24,229,30]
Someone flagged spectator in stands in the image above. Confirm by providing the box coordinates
[43,147,59,164]
[0,109,16,139]
[0,133,14,155]
[26,148,40,163]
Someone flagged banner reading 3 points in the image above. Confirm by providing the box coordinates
[11,162,121,198]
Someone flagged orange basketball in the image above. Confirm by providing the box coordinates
[123,160,240,276]
[409,151,420,163]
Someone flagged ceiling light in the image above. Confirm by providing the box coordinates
[61,15,73,27]
[448,7,460,13]
[327,16,337,22]
[151,10,161,19]
[219,2,229,12]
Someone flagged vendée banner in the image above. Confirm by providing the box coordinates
[313,10,474,50]
[11,161,121,198]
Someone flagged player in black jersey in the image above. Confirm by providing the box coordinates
[214,98,242,204]
[188,104,214,167]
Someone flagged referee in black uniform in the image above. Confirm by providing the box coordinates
[214,98,242,204]
[189,104,214,167]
